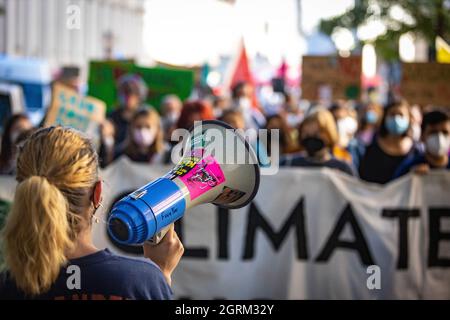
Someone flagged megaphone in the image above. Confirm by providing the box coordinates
[107,120,260,245]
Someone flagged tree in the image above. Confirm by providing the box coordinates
[319,0,450,61]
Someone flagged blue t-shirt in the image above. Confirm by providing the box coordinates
[0,249,173,300]
[392,153,450,179]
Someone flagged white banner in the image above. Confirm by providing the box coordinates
[1,157,449,299]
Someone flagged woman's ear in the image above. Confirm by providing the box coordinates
[93,180,103,208]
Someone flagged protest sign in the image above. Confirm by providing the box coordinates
[301,55,362,101]
[44,83,106,135]
[87,60,135,113]
[88,60,194,113]
[1,159,449,299]
[401,62,450,107]
[93,159,449,299]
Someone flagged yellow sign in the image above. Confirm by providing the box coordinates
[436,36,450,64]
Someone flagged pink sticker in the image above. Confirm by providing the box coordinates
[178,155,226,200]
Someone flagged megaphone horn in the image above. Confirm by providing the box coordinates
[107,120,260,245]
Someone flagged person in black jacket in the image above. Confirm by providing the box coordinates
[359,100,420,184]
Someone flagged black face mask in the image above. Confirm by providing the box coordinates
[301,137,325,156]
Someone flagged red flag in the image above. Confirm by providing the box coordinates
[277,58,288,80]
[224,39,260,109]
[229,41,253,88]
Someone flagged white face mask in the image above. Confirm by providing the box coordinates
[103,136,115,148]
[340,117,358,135]
[425,133,450,157]
[133,128,157,147]
[337,117,358,147]
[238,97,252,111]
[165,112,179,123]
[286,113,303,128]
[412,124,421,141]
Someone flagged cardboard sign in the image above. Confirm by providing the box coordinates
[401,62,450,107]
[301,55,362,101]
[45,83,106,133]
[88,60,194,113]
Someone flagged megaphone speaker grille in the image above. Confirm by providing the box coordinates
[109,218,129,242]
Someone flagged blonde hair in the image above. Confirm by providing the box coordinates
[299,108,339,147]
[1,126,98,295]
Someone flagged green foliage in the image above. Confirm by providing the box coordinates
[319,0,450,61]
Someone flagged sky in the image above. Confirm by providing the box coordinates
[302,0,354,34]
[143,0,354,66]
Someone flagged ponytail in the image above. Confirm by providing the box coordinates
[1,126,98,295]
[1,176,74,295]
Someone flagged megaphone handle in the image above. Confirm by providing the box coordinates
[146,225,171,245]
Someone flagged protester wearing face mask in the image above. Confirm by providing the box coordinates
[108,74,149,150]
[232,81,266,130]
[159,100,215,165]
[212,94,231,119]
[393,110,450,178]
[176,100,215,131]
[264,114,299,156]
[336,115,358,148]
[356,103,383,146]
[329,102,363,168]
[359,100,420,184]
[410,104,423,144]
[219,110,271,167]
[115,108,165,164]
[283,92,304,129]
[160,95,182,141]
[97,119,116,168]
[0,114,33,175]
[281,109,355,176]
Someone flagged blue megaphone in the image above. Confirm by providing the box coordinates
[107,120,260,245]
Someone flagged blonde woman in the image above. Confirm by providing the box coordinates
[0,126,183,299]
[281,108,356,176]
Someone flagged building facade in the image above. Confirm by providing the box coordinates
[0,0,147,72]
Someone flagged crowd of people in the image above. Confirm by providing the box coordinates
[1,73,449,185]
[0,71,449,300]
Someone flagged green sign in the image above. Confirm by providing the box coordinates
[88,60,194,113]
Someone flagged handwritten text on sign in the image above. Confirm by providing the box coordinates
[45,83,106,132]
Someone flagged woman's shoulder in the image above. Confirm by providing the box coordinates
[67,249,173,300]
[106,250,160,270]
[1,250,173,300]
[82,249,162,275]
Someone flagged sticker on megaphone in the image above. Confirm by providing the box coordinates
[107,120,260,246]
